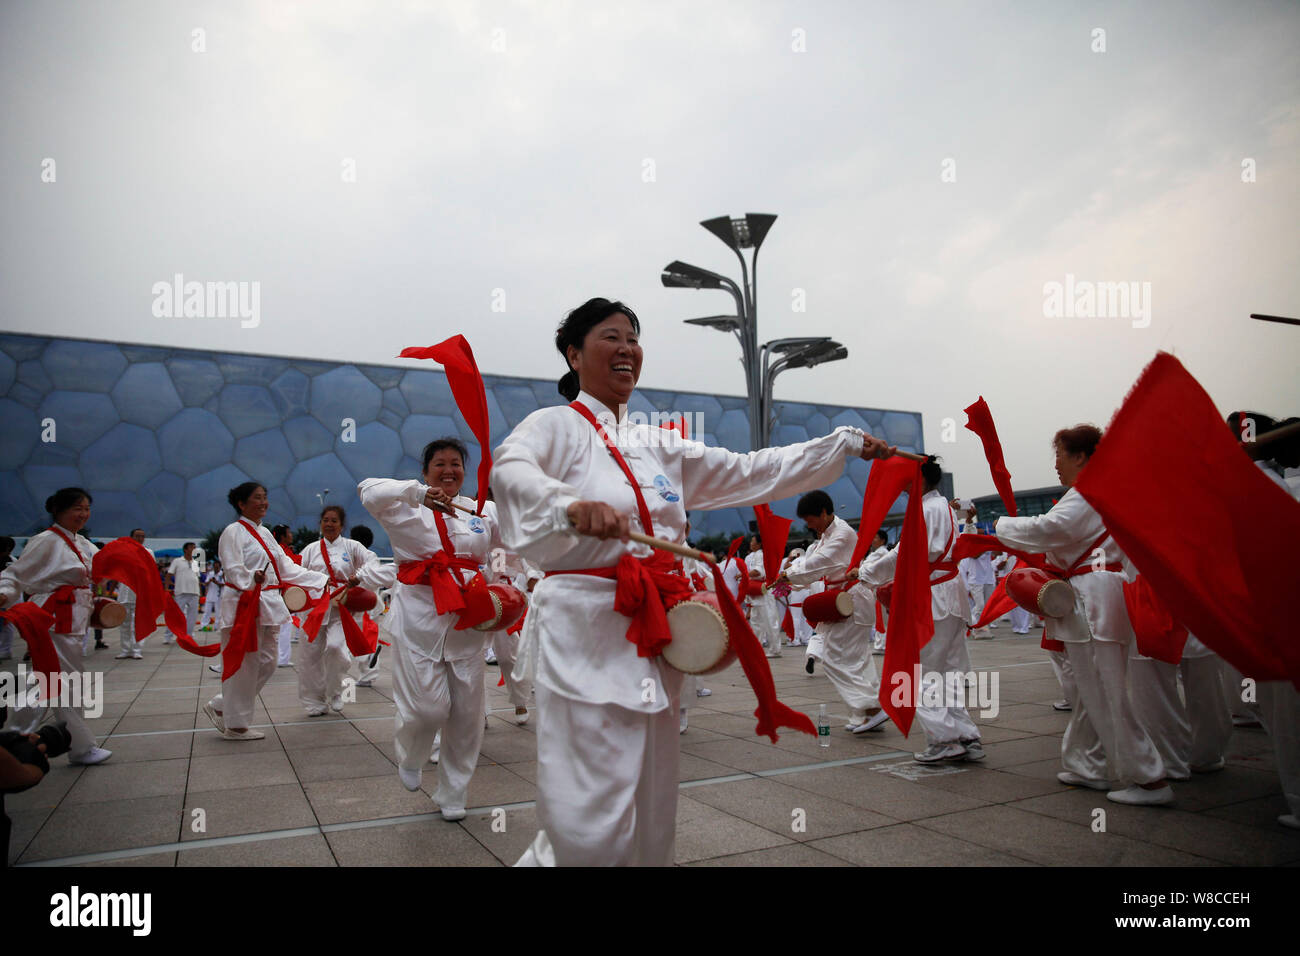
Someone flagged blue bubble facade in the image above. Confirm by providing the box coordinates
[0,333,924,553]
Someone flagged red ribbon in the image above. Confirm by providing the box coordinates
[40,585,80,633]
[1,602,61,696]
[92,538,220,657]
[551,551,692,658]
[397,554,482,616]
[963,397,1017,518]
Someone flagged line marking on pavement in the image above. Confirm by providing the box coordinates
[17,751,913,867]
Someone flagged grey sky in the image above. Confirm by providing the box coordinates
[3,0,1297,498]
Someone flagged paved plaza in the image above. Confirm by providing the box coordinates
[6,628,1299,867]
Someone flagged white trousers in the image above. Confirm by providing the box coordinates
[391,634,486,813]
[1048,648,1077,706]
[1060,640,1165,786]
[199,587,221,627]
[1180,655,1231,769]
[1257,680,1300,819]
[208,624,278,730]
[0,619,12,657]
[297,618,352,711]
[277,619,295,666]
[792,603,814,645]
[1221,662,1262,722]
[491,629,531,708]
[915,615,980,745]
[748,594,782,654]
[808,618,879,721]
[1008,605,1032,632]
[119,603,138,654]
[173,594,199,641]
[7,631,97,759]
[1128,657,1192,779]
[516,682,679,867]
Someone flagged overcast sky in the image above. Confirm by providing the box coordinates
[3,0,1297,498]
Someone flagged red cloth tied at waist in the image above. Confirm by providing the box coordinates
[302,586,376,656]
[397,554,483,616]
[1,602,62,695]
[40,584,85,634]
[549,550,692,658]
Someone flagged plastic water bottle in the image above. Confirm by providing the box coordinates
[817,703,830,747]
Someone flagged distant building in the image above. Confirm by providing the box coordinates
[972,485,1067,522]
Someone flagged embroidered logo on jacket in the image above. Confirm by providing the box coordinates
[468,517,487,534]
[654,475,680,502]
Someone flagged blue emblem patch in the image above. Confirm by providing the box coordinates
[654,475,680,502]
[468,516,487,534]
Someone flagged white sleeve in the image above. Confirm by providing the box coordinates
[354,544,396,590]
[490,410,588,565]
[995,492,1101,555]
[358,478,430,521]
[679,426,864,511]
[859,546,898,587]
[217,525,255,592]
[1,535,58,603]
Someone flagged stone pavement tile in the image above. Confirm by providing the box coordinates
[978,734,1063,769]
[304,773,439,825]
[989,713,1074,736]
[4,764,83,811]
[683,776,895,842]
[6,808,54,865]
[674,723,734,745]
[111,713,198,734]
[188,751,297,792]
[674,795,794,864]
[123,695,199,718]
[137,685,204,700]
[983,702,1057,722]
[99,732,193,763]
[1001,757,1067,783]
[62,758,190,806]
[809,822,1035,866]
[1009,790,1300,865]
[687,712,779,739]
[460,804,540,865]
[353,717,397,742]
[19,794,183,862]
[80,852,178,866]
[687,843,855,866]
[508,760,538,784]
[287,742,395,783]
[274,720,369,750]
[453,763,536,808]
[180,833,337,867]
[325,819,499,866]
[967,724,1040,744]
[190,727,281,755]
[777,765,990,820]
[914,764,1065,803]
[90,703,130,723]
[478,730,539,766]
[677,750,757,782]
[102,690,144,705]
[916,805,1217,866]
[1161,766,1283,812]
[322,701,394,719]
[997,678,1066,703]
[182,783,318,841]
[681,737,827,773]
[1201,795,1295,831]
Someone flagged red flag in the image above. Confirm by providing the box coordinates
[1074,352,1300,684]
[92,539,220,657]
[963,397,1017,517]
[753,504,792,586]
[849,457,916,567]
[400,335,494,515]
[972,577,1017,629]
[879,462,931,736]
[1123,575,1189,665]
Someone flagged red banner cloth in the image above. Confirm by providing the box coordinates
[1,602,61,694]
[1123,575,1189,665]
[753,504,792,586]
[972,577,1018,630]
[850,457,918,567]
[879,462,931,737]
[400,335,494,515]
[963,397,1017,517]
[92,538,219,657]
[1074,352,1300,684]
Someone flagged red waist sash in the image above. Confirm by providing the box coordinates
[40,584,88,633]
[397,554,483,616]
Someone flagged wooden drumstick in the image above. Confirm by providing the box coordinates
[431,496,717,564]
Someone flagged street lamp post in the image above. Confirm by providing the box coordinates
[664,212,845,448]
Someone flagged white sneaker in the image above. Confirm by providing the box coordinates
[696,687,712,697]
[114,652,132,659]
[1106,784,1174,806]
[329,695,344,713]
[1279,814,1300,830]
[515,707,529,725]
[203,702,225,733]
[1191,757,1225,773]
[69,746,113,766]
[855,710,891,733]
[915,742,966,763]
[356,678,375,687]
[208,663,222,674]
[306,706,328,717]
[1052,700,1073,712]
[131,651,142,659]
[1057,770,1109,790]
[440,806,467,822]
[221,728,265,741]
[398,767,422,792]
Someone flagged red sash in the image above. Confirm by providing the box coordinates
[560,401,814,742]
[224,521,287,680]
[43,527,92,633]
[301,538,374,654]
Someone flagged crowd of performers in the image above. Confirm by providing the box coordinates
[1,296,1297,866]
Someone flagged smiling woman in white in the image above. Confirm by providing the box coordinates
[359,438,503,821]
[492,297,893,867]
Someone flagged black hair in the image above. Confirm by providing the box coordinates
[1228,410,1300,469]
[349,524,375,548]
[554,297,641,401]
[271,524,291,544]
[1053,425,1102,459]
[0,536,14,552]
[182,541,195,550]
[45,487,92,516]
[796,490,834,518]
[130,527,146,536]
[320,504,346,526]
[421,437,469,475]
[227,481,266,515]
[921,455,943,490]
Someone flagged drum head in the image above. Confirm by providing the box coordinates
[93,600,127,629]
[283,586,309,613]
[1038,579,1075,618]
[663,599,731,675]
[834,591,855,617]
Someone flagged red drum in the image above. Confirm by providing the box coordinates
[663,591,735,676]
[90,597,126,630]
[802,589,854,625]
[335,587,378,614]
[1006,568,1075,618]
[282,585,310,613]
[739,574,765,599]
[457,583,526,632]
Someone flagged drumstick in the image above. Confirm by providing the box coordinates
[432,496,717,564]
[889,449,928,462]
